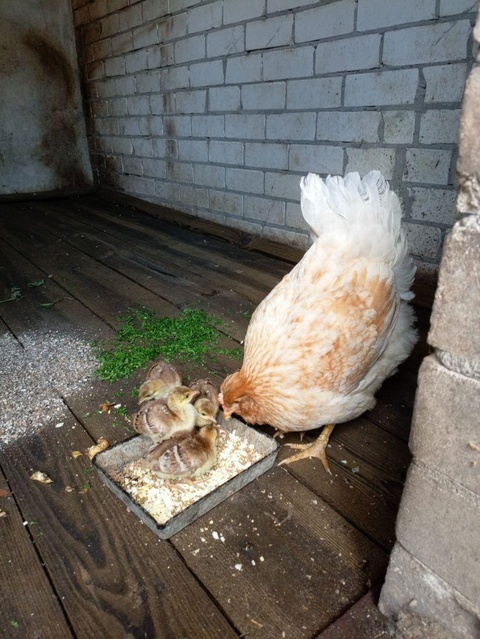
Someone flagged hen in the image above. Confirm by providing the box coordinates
[220,171,417,473]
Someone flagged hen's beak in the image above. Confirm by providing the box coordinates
[223,411,232,420]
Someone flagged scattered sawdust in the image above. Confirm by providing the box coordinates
[0,331,97,447]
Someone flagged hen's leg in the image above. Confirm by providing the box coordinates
[279,424,335,474]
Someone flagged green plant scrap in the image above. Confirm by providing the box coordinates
[93,308,242,382]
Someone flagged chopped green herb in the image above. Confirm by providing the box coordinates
[27,279,45,288]
[10,621,19,628]
[115,406,129,417]
[0,285,22,304]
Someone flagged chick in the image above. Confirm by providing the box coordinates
[138,359,181,404]
[146,424,219,482]
[189,378,220,426]
[132,386,199,445]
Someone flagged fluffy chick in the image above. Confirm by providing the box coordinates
[189,378,219,425]
[138,359,182,404]
[133,386,199,445]
[146,424,219,482]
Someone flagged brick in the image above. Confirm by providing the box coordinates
[295,0,355,43]
[95,118,118,135]
[84,22,102,45]
[164,115,191,137]
[125,50,147,74]
[345,69,419,107]
[289,144,344,174]
[223,0,265,25]
[194,164,226,188]
[226,168,264,194]
[227,217,263,236]
[92,39,112,61]
[209,140,244,164]
[266,112,316,140]
[108,0,127,12]
[86,62,104,81]
[92,101,109,118]
[379,544,480,639]
[403,149,452,185]
[101,13,120,38]
[246,15,293,51]
[127,95,150,115]
[111,31,132,56]
[440,0,478,15]
[175,35,205,64]
[136,70,161,94]
[175,90,206,114]
[122,156,144,176]
[245,196,285,224]
[160,66,190,90]
[143,159,166,179]
[245,142,288,170]
[383,21,471,66]
[178,139,208,162]
[133,23,158,49]
[225,114,265,139]
[424,63,468,104]
[419,109,462,145]
[242,82,286,110]
[405,222,442,260]
[169,0,201,13]
[158,13,188,42]
[357,0,436,31]
[410,355,480,494]
[187,1,222,33]
[315,34,380,74]
[142,0,170,22]
[395,461,480,604]
[190,60,224,87]
[263,47,314,81]
[108,98,127,116]
[149,116,164,136]
[210,190,243,215]
[120,175,155,196]
[209,86,240,111]
[167,161,194,183]
[410,187,457,225]
[261,225,309,250]
[119,4,142,31]
[429,215,480,360]
[286,77,342,109]
[207,26,245,58]
[286,201,309,231]
[267,0,316,11]
[132,138,154,157]
[346,148,396,180]
[383,111,415,144]
[147,44,175,69]
[153,138,178,158]
[177,185,209,210]
[265,171,302,200]
[226,54,262,84]
[150,93,175,115]
[105,56,125,77]
[191,114,225,137]
[97,79,117,98]
[317,111,380,143]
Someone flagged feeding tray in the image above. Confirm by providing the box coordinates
[93,415,278,539]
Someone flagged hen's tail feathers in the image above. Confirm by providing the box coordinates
[300,170,415,301]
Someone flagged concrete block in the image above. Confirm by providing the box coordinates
[164,115,190,137]
[261,225,309,250]
[175,35,205,64]
[176,184,209,210]
[108,98,127,117]
[225,54,263,84]
[263,46,314,81]
[133,23,158,50]
[383,21,471,66]
[380,543,480,639]
[143,159,166,179]
[424,64,468,104]
[403,149,452,185]
[142,0,170,22]
[315,34,380,74]
[209,140,244,165]
[210,189,243,215]
[158,13,188,42]
[294,0,355,43]
[226,168,264,194]
[265,171,302,200]
[209,86,241,112]
[160,66,189,90]
[131,138,153,158]
[395,461,480,605]
[245,195,285,224]
[191,114,224,138]
[125,50,147,75]
[286,77,342,109]
[194,164,225,188]
[187,0,222,33]
[105,56,125,77]
[383,111,415,144]
[405,222,442,260]
[440,0,478,16]
[420,109,462,145]
[286,201,309,231]
[267,0,316,11]
[115,76,136,96]
[92,39,112,61]
[317,111,380,143]
[177,139,208,162]
[410,355,480,494]
[223,0,265,25]
[289,144,344,174]
[147,44,175,69]
[225,114,265,139]
[127,95,150,115]
[153,138,178,159]
[429,215,480,360]
[150,93,173,115]
[166,161,194,183]
[345,69,419,107]
[346,148,396,180]
[119,4,142,31]
[245,142,288,170]
[149,116,164,136]
[119,175,155,196]
[111,32,133,57]
[175,90,206,114]
[169,0,201,13]
[97,79,117,98]
[357,0,436,31]
[410,187,457,225]
[190,60,224,87]
[242,82,286,110]
[457,67,480,215]
[266,112,316,140]
[101,13,121,38]
[246,15,293,51]
[207,25,245,58]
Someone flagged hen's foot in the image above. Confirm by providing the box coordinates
[278,424,335,474]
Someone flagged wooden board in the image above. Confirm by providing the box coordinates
[316,590,392,639]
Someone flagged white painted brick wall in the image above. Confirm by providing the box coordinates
[73,0,475,267]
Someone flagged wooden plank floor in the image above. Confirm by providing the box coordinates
[0,194,433,639]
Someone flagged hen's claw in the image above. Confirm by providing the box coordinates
[278,424,335,474]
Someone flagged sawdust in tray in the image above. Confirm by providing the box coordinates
[111,428,263,525]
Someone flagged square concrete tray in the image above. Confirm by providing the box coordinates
[93,415,279,539]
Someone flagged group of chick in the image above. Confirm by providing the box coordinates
[132,359,221,485]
